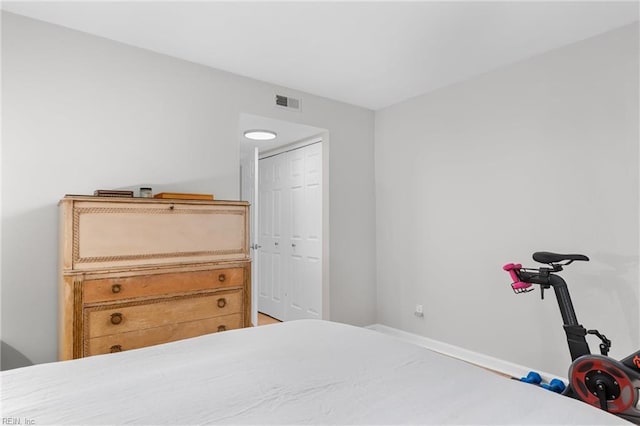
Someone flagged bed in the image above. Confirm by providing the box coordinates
[1,320,627,424]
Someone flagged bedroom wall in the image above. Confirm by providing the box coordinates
[375,23,639,377]
[1,12,376,366]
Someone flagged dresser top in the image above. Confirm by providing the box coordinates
[60,195,249,206]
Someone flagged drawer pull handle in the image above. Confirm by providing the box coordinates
[110,345,122,353]
[218,274,226,282]
[111,284,122,294]
[110,312,123,325]
[218,325,227,332]
[217,298,227,308]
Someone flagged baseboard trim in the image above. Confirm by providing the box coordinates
[365,323,565,383]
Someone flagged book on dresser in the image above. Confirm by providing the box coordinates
[58,195,251,360]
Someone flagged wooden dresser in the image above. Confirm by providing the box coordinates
[58,196,251,360]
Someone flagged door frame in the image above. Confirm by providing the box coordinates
[240,146,259,326]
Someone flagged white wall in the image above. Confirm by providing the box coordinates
[1,12,376,365]
[375,23,639,377]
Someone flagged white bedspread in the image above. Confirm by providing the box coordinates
[1,320,626,424]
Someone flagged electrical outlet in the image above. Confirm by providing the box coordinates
[414,304,424,318]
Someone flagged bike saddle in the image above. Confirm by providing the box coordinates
[533,252,589,264]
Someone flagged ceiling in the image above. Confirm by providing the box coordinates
[2,1,638,111]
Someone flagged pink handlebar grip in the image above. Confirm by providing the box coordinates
[503,263,532,293]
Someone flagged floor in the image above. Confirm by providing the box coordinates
[257,312,281,326]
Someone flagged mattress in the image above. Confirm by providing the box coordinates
[0,320,626,424]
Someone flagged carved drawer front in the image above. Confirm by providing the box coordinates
[86,313,242,356]
[83,268,244,303]
[85,290,243,339]
[69,200,248,269]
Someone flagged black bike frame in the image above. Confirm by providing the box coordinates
[518,269,591,361]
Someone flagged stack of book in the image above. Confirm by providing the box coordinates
[93,190,134,197]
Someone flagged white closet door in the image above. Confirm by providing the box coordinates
[285,142,322,320]
[257,142,322,322]
[257,154,287,320]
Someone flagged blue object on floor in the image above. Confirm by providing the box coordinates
[541,378,566,393]
[520,371,542,384]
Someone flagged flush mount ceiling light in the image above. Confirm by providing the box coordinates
[244,130,277,141]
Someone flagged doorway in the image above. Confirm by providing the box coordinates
[239,113,329,325]
[258,141,322,321]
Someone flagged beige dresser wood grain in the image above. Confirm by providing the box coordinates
[58,196,251,360]
[85,290,242,337]
[83,267,244,304]
[86,313,243,356]
[64,200,249,270]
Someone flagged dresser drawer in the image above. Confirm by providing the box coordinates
[86,313,242,356]
[83,268,244,303]
[85,290,243,338]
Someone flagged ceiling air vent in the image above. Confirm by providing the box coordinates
[275,94,301,111]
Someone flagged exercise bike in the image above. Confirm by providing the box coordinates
[503,252,640,423]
